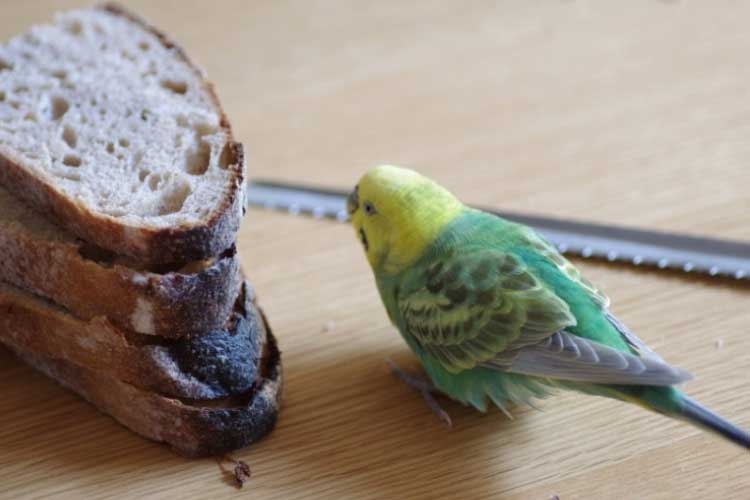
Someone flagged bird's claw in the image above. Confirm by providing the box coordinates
[421,389,453,427]
[386,358,435,392]
[386,358,452,427]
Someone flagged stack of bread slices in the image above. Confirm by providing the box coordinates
[0,5,282,456]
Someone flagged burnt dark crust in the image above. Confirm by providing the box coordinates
[8,305,283,457]
[183,325,283,456]
[166,286,262,397]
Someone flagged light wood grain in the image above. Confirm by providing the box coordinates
[1,1,750,498]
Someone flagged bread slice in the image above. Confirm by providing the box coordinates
[0,280,266,399]
[0,185,241,338]
[7,316,282,457]
[0,4,245,266]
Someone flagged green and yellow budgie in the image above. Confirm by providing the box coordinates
[347,165,748,449]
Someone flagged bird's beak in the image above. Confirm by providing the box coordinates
[347,185,359,216]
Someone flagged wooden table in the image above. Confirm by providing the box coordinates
[2,1,749,498]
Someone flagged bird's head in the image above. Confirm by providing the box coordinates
[347,165,464,275]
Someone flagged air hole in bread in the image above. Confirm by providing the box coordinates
[14,86,28,94]
[160,80,188,95]
[62,126,77,148]
[158,182,192,215]
[60,172,81,181]
[119,138,130,148]
[50,69,68,80]
[139,169,150,182]
[176,115,188,128]
[0,58,13,72]
[62,154,81,167]
[93,24,104,35]
[141,109,150,121]
[23,33,40,47]
[121,49,135,62]
[0,91,5,102]
[148,174,161,191]
[106,142,115,154]
[10,101,20,109]
[100,43,108,51]
[24,112,37,122]
[50,97,69,120]
[196,123,218,136]
[184,141,210,175]
[219,142,233,169]
[138,41,150,51]
[67,21,83,36]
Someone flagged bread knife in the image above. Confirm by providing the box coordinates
[247,180,750,282]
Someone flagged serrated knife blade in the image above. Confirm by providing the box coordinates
[247,180,750,282]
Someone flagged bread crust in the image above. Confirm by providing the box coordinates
[0,4,246,267]
[8,316,282,457]
[0,280,265,399]
[0,211,242,337]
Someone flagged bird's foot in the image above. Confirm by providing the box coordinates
[386,358,452,427]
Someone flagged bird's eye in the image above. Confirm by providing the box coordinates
[363,201,377,216]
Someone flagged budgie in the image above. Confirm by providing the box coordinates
[347,164,748,448]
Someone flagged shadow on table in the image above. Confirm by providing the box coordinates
[0,341,531,497]
[252,342,532,498]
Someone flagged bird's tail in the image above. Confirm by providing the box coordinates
[608,385,750,450]
[678,396,750,449]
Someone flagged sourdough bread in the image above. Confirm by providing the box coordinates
[0,4,245,266]
[0,280,264,399]
[0,185,242,338]
[7,321,282,457]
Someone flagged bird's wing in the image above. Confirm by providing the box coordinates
[399,247,690,385]
[482,330,691,385]
[522,227,668,364]
[604,310,665,363]
[398,248,576,374]
[520,227,610,308]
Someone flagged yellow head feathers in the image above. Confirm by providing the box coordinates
[348,165,464,275]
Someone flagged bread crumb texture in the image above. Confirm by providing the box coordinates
[132,297,155,334]
[0,8,235,228]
